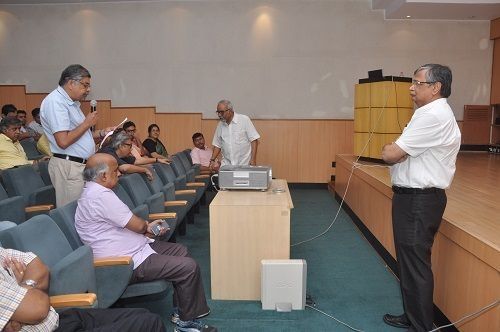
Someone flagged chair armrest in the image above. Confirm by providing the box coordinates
[175,189,196,195]
[50,293,97,309]
[195,174,210,179]
[149,212,177,220]
[186,182,205,187]
[94,256,132,267]
[25,204,54,213]
[199,170,212,175]
[28,185,56,206]
[164,200,188,207]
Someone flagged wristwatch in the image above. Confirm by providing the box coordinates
[21,279,37,288]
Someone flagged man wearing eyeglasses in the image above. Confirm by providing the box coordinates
[209,99,260,167]
[41,64,112,207]
[381,64,461,332]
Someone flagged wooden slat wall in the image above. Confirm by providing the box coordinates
[0,85,27,114]
[155,113,202,154]
[109,107,156,144]
[461,105,492,144]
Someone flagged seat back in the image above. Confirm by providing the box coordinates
[0,183,26,224]
[19,139,43,160]
[182,149,193,165]
[0,215,97,297]
[49,201,83,250]
[119,174,164,214]
[2,165,55,205]
[153,163,187,191]
[37,160,52,185]
[112,183,150,221]
[177,152,193,172]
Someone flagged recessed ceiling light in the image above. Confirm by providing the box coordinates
[406,15,411,18]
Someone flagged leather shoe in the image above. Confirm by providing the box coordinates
[383,313,411,329]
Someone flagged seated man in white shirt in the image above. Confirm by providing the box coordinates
[27,108,44,135]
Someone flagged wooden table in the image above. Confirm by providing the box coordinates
[209,179,293,300]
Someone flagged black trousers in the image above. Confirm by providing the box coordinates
[392,190,446,332]
[56,308,165,332]
[130,241,210,321]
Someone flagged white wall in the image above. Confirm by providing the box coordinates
[0,0,493,119]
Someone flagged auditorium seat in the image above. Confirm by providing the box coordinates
[48,204,171,308]
[0,183,26,224]
[170,155,207,205]
[1,165,55,207]
[118,173,177,238]
[141,166,190,235]
[19,139,44,160]
[37,159,52,185]
[153,163,199,213]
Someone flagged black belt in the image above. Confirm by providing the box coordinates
[53,153,87,164]
[392,186,444,194]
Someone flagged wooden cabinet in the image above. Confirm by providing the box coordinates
[461,105,492,145]
[353,81,413,159]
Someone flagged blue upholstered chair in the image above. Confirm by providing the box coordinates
[49,202,171,308]
[19,139,44,160]
[1,165,55,207]
[0,183,26,224]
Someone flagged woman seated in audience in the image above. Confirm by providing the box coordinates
[142,124,170,161]
[122,121,165,165]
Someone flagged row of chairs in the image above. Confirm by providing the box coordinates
[0,149,211,311]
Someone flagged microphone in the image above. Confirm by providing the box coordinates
[90,100,97,113]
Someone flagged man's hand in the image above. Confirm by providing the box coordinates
[145,168,153,181]
[3,258,27,284]
[4,320,23,332]
[158,158,170,165]
[146,220,169,238]
[84,111,99,128]
[249,159,256,166]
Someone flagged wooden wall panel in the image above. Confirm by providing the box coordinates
[461,105,492,144]
[253,120,300,182]
[298,120,352,183]
[109,107,156,143]
[155,113,202,154]
[25,93,47,124]
[0,85,27,113]
[491,17,500,40]
[201,119,219,144]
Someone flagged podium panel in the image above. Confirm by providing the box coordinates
[354,84,371,108]
[370,108,413,133]
[369,133,399,159]
[354,108,371,132]
[370,82,413,108]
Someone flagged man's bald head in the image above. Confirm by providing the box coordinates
[83,153,120,188]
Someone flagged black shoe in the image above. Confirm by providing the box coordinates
[383,314,411,329]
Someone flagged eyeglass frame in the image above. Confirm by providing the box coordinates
[216,108,232,114]
[73,79,91,89]
[412,79,436,86]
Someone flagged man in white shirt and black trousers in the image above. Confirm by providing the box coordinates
[381,64,461,332]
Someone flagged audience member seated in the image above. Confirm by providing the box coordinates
[1,104,17,120]
[0,117,49,171]
[0,246,166,332]
[191,132,220,174]
[143,124,171,161]
[123,121,167,165]
[99,130,160,180]
[17,110,41,142]
[27,108,44,135]
[75,153,214,332]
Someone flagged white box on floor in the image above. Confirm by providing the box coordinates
[261,259,307,310]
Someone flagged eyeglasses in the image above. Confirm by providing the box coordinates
[74,80,91,89]
[125,129,136,133]
[216,109,231,114]
[122,143,132,148]
[412,79,435,86]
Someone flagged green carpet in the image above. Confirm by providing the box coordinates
[128,188,406,331]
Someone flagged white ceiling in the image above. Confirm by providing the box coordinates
[0,0,498,21]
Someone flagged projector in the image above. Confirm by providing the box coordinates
[218,165,272,190]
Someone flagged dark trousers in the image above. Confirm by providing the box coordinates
[130,241,210,321]
[56,308,165,332]
[392,190,446,332]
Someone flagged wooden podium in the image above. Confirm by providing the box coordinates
[209,179,293,300]
[354,80,414,159]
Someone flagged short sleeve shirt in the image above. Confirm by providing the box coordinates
[391,98,461,189]
[212,113,260,166]
[40,86,95,159]
[75,181,155,269]
[0,248,59,331]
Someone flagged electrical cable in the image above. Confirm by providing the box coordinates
[427,299,499,332]
[306,304,364,332]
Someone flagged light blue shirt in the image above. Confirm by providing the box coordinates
[40,86,95,159]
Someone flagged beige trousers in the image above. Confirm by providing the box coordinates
[48,157,85,207]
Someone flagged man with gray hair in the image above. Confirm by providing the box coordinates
[41,64,112,207]
[76,153,214,332]
[209,99,260,167]
[382,64,461,331]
